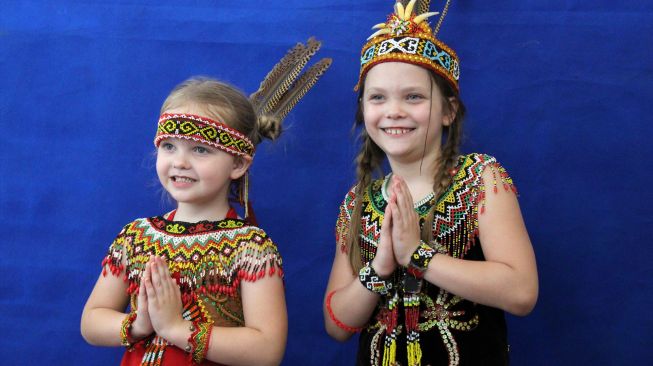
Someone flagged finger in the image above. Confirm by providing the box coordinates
[383,203,393,232]
[151,260,163,295]
[154,257,170,298]
[139,279,149,310]
[391,181,406,215]
[158,256,173,295]
[144,275,157,308]
[394,181,412,218]
[390,199,403,228]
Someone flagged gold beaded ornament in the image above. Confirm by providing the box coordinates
[356,0,459,92]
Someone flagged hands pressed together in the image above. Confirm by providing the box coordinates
[130,255,185,341]
[372,175,424,278]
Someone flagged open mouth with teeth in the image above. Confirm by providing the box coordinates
[172,176,196,183]
[382,127,414,135]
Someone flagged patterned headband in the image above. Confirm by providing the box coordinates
[356,0,459,92]
[154,113,255,158]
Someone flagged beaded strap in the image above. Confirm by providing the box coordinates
[120,311,138,348]
[326,290,364,333]
[359,263,393,295]
[407,240,436,279]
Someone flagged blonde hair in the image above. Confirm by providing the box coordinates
[161,77,282,144]
[159,77,283,207]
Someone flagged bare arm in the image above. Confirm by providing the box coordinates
[80,270,130,346]
[323,200,398,341]
[81,247,153,346]
[322,244,381,341]
[419,168,539,315]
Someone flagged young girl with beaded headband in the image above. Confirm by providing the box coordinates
[323,1,538,365]
[81,39,330,365]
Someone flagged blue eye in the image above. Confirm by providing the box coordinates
[160,142,175,151]
[369,94,384,101]
[407,94,424,101]
[194,146,210,154]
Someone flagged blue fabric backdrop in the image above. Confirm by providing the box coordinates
[1,0,651,364]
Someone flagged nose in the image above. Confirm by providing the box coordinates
[385,99,406,119]
[173,150,191,169]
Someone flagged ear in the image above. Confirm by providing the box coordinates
[443,97,459,126]
[230,155,253,180]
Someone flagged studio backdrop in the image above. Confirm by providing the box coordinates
[1,0,651,364]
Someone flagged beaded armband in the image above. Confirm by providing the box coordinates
[407,241,436,279]
[186,321,213,364]
[359,263,393,295]
[119,311,138,348]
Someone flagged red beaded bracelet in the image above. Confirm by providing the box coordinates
[119,311,138,348]
[186,321,213,364]
[326,290,363,333]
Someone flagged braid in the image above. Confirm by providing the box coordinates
[420,74,467,244]
[347,130,384,273]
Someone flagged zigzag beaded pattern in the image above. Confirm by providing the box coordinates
[103,216,283,301]
[154,113,255,157]
[335,153,515,262]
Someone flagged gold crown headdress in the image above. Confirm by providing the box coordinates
[155,38,331,223]
[356,0,459,92]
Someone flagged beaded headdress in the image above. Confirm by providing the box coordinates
[356,0,459,92]
[155,113,255,157]
[154,38,331,222]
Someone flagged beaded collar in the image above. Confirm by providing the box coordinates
[380,173,435,209]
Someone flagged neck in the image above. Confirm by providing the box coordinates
[173,200,231,222]
[387,152,440,202]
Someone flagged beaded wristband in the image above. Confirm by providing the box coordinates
[186,321,213,364]
[407,241,436,279]
[359,263,393,295]
[326,290,363,333]
[119,311,138,348]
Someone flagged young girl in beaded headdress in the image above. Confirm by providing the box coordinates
[323,1,538,365]
[81,39,330,365]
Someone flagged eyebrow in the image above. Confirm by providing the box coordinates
[365,86,430,93]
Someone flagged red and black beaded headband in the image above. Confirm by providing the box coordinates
[356,0,459,92]
[154,113,255,158]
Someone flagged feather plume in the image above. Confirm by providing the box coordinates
[250,38,325,117]
[399,0,431,16]
[404,0,416,18]
[273,58,332,121]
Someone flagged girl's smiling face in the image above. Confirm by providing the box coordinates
[362,62,453,166]
[156,137,237,209]
[156,105,251,212]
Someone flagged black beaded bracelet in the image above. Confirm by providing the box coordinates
[359,263,393,295]
[407,240,436,279]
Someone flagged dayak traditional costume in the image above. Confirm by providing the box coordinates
[336,154,517,366]
[105,209,281,365]
[332,1,518,365]
[101,38,331,365]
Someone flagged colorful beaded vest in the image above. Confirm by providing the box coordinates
[336,153,517,366]
[103,212,283,365]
